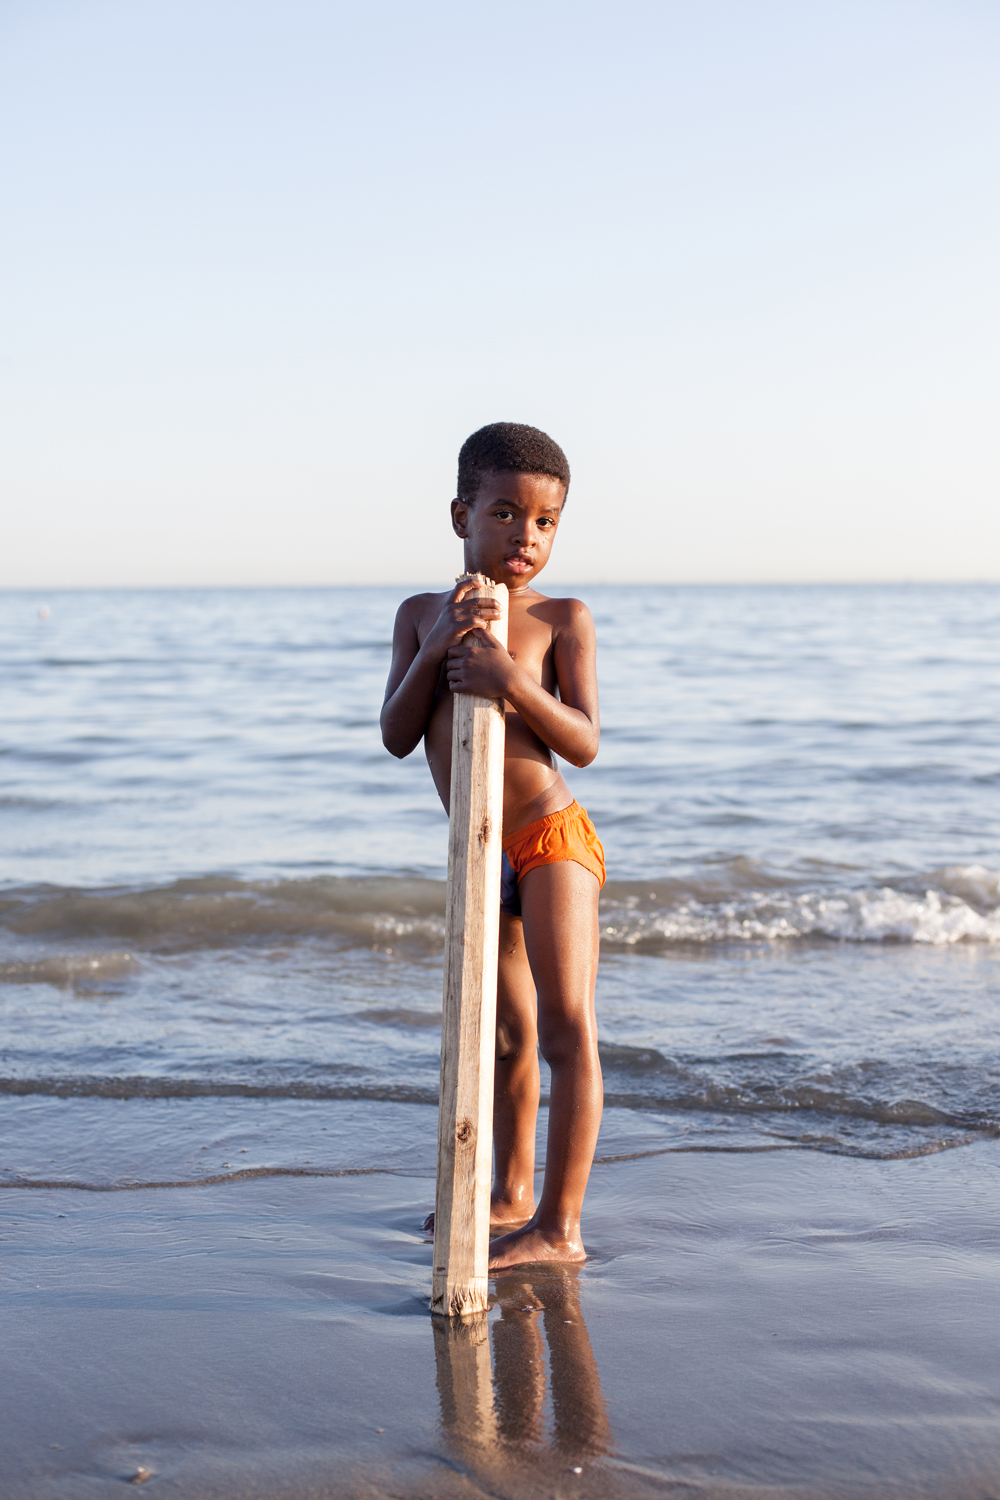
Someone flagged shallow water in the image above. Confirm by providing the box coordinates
[1,584,999,1183]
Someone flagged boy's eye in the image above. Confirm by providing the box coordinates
[494,509,514,521]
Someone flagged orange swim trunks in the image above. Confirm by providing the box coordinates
[500,801,606,916]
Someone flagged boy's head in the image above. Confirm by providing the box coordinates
[452,423,571,590]
[457,422,570,507]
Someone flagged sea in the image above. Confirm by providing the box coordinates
[2,584,999,1194]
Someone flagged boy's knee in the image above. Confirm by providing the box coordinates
[537,1014,590,1069]
[496,1018,536,1061]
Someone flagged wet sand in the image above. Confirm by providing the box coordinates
[3,1143,999,1499]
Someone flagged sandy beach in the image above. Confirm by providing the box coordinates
[5,1136,999,1498]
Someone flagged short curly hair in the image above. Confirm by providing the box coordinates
[457,422,570,504]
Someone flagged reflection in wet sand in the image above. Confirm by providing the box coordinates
[433,1266,611,1476]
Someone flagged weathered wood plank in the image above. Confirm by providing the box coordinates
[431,573,508,1318]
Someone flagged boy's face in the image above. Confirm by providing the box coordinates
[451,471,566,590]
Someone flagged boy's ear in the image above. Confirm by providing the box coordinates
[451,499,470,538]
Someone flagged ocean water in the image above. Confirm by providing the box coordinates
[1,584,999,1191]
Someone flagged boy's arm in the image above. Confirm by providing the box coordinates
[444,599,600,768]
[380,584,504,759]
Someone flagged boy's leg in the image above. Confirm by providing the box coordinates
[488,860,602,1269]
[493,911,540,1224]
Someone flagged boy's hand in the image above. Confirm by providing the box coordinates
[445,629,515,699]
[422,581,503,663]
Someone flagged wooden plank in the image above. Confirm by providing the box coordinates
[431,573,509,1318]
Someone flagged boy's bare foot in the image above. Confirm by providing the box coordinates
[422,1204,535,1236]
[487,1221,586,1270]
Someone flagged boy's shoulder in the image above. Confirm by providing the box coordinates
[525,591,595,634]
[395,589,450,626]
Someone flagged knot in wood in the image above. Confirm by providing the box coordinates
[455,1119,474,1146]
[478,817,491,846]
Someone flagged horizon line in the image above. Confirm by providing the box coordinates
[2,578,999,593]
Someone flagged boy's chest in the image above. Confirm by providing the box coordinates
[506,613,556,688]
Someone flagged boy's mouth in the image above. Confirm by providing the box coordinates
[503,554,533,575]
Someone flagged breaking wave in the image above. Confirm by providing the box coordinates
[0,875,448,953]
[2,863,997,955]
[599,866,1000,949]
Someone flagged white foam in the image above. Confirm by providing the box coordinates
[601,883,1000,947]
[933,864,1000,910]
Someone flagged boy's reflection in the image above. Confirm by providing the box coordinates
[433,1266,611,1463]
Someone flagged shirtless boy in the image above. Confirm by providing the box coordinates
[380,422,603,1270]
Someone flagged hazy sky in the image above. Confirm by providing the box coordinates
[2,0,998,586]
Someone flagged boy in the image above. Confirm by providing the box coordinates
[381,422,603,1269]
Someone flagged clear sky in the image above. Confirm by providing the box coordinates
[2,0,998,587]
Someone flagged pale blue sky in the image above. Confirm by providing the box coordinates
[2,0,998,585]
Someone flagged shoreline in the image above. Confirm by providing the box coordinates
[4,1143,999,1498]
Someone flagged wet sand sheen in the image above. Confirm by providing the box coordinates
[4,1144,999,1498]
